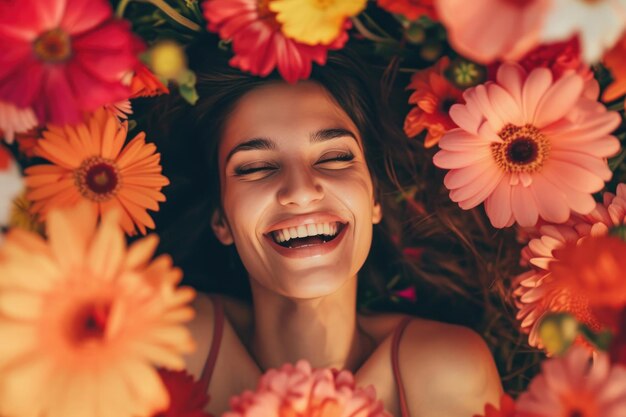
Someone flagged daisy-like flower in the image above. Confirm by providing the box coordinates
[0,101,38,144]
[0,0,141,125]
[225,360,390,417]
[0,146,23,242]
[433,63,621,228]
[540,0,626,63]
[105,99,133,121]
[518,37,592,82]
[513,184,626,348]
[130,65,170,99]
[603,35,626,105]
[435,0,549,64]
[269,0,365,45]
[473,394,516,417]
[156,369,213,417]
[24,108,169,236]
[551,235,626,326]
[202,0,349,84]
[0,203,197,417]
[377,0,437,21]
[404,57,463,148]
[517,346,626,417]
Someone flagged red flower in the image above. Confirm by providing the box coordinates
[473,394,516,417]
[518,38,591,81]
[377,0,438,21]
[610,308,626,366]
[156,369,213,417]
[404,57,463,148]
[0,0,142,125]
[202,0,349,84]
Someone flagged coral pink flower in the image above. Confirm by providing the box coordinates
[0,101,38,144]
[513,184,626,348]
[473,394,516,417]
[404,57,463,148]
[517,346,626,417]
[0,0,141,125]
[224,360,390,417]
[435,0,549,64]
[202,0,349,84]
[433,63,620,228]
[0,203,196,417]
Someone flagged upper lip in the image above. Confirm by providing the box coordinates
[264,212,348,234]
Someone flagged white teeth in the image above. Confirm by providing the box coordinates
[271,222,342,243]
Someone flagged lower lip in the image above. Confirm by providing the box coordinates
[264,225,348,259]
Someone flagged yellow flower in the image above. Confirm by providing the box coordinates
[269,0,366,45]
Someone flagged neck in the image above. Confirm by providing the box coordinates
[248,277,374,373]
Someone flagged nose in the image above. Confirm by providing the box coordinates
[277,166,324,207]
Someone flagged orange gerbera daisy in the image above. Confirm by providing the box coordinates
[551,235,626,328]
[404,57,463,148]
[130,64,170,99]
[513,184,626,349]
[602,35,626,107]
[377,0,437,21]
[0,203,196,417]
[24,108,169,235]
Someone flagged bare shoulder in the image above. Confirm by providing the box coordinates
[184,292,217,380]
[399,318,502,417]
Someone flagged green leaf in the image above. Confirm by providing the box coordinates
[178,83,199,105]
[579,324,613,351]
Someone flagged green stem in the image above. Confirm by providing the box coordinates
[351,16,393,43]
[117,0,202,32]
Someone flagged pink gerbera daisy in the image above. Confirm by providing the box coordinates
[517,346,626,417]
[0,0,141,125]
[202,0,349,84]
[435,0,549,64]
[513,184,626,349]
[433,63,621,228]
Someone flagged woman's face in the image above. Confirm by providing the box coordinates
[213,81,381,299]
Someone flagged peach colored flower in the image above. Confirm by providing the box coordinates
[24,108,169,235]
[0,101,38,144]
[202,0,349,84]
[377,0,437,21]
[404,57,463,148]
[513,184,626,348]
[517,346,626,417]
[435,0,549,64]
[0,203,196,417]
[433,63,620,228]
[224,360,391,417]
[473,394,516,417]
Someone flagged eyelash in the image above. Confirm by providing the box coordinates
[233,151,355,176]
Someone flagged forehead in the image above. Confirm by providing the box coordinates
[220,81,360,154]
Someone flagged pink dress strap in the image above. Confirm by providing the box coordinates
[199,296,225,392]
[391,317,413,417]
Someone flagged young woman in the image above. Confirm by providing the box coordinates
[147,47,502,417]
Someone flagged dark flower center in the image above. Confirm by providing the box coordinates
[69,302,111,346]
[33,28,72,63]
[569,410,583,417]
[75,156,121,202]
[491,124,550,174]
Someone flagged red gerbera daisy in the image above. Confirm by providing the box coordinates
[0,0,142,125]
[202,0,349,84]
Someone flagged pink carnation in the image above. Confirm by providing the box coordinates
[433,63,620,228]
[224,361,390,417]
[0,0,141,125]
[513,184,626,349]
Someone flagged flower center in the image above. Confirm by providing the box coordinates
[68,301,111,346]
[491,124,550,174]
[33,28,72,63]
[257,0,281,29]
[74,156,121,202]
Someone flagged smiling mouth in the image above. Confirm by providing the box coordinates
[269,221,347,249]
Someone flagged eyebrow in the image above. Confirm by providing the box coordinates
[225,128,359,163]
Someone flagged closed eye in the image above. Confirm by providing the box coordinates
[233,164,277,176]
[317,151,354,164]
